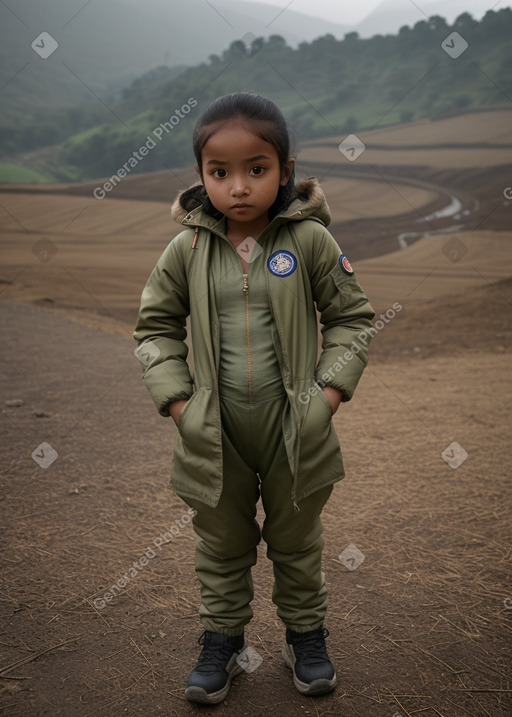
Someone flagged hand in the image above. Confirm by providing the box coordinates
[168,399,188,426]
[322,386,342,415]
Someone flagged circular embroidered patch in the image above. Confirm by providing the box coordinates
[339,254,354,275]
[267,250,297,277]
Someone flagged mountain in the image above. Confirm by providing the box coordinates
[2,2,511,182]
[0,0,350,120]
[1,0,498,122]
[354,0,505,37]
[213,0,350,44]
[8,6,508,182]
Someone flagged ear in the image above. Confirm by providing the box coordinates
[280,158,295,186]
[194,164,203,182]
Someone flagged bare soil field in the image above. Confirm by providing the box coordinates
[1,110,511,716]
[2,110,510,268]
[1,281,511,717]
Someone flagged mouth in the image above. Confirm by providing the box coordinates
[232,203,251,209]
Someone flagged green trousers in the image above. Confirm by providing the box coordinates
[182,391,333,637]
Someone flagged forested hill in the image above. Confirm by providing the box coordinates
[3,8,511,182]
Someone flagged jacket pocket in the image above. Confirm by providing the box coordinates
[317,386,334,418]
[300,387,332,441]
[296,385,343,497]
[176,389,200,439]
[170,386,224,508]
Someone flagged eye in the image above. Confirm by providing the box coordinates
[250,165,265,176]
[212,168,227,178]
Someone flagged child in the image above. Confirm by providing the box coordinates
[133,92,375,704]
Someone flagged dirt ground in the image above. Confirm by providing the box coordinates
[1,280,511,717]
[1,109,512,716]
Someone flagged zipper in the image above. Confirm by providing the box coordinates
[242,272,252,404]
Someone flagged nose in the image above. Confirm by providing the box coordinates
[230,174,250,197]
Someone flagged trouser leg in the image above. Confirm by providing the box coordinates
[256,398,334,632]
[262,473,333,631]
[181,405,262,637]
[181,393,334,635]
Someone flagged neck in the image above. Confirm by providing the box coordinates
[226,215,269,240]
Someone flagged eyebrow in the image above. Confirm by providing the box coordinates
[206,154,271,166]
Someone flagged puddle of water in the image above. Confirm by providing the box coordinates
[398,225,465,249]
[417,194,463,222]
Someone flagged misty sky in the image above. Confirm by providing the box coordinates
[234,0,512,25]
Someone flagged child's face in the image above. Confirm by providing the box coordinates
[197,119,294,232]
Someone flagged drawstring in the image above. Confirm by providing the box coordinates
[192,227,199,248]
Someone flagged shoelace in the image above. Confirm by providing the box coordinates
[290,628,330,666]
[195,632,241,673]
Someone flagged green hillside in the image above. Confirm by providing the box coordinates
[0,164,50,183]
[2,9,511,182]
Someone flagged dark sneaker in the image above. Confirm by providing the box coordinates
[282,627,337,695]
[185,630,246,704]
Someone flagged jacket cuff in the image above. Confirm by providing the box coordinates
[160,391,192,418]
[314,377,349,401]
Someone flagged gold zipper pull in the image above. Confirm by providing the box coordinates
[242,273,248,293]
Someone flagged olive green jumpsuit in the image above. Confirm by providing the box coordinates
[182,234,333,637]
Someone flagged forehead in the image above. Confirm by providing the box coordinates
[201,119,278,160]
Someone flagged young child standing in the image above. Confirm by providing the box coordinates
[133,92,375,704]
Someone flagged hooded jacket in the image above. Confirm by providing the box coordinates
[133,177,375,508]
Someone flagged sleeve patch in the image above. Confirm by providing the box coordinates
[339,254,354,275]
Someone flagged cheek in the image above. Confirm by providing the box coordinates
[203,178,219,196]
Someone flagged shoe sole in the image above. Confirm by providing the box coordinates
[282,642,337,696]
[184,645,246,704]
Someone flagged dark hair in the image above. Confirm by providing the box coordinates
[180,92,299,221]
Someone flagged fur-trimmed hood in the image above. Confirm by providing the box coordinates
[170,176,331,228]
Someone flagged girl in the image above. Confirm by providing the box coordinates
[133,92,375,704]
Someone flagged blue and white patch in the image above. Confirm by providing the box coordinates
[339,254,354,275]
[267,250,297,277]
